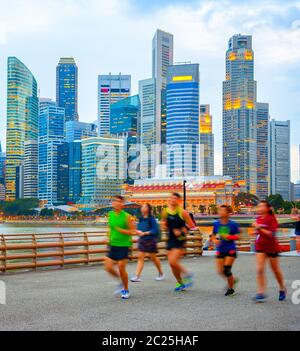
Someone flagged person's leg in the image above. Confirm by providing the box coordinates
[149,253,163,275]
[216,257,225,278]
[168,249,184,284]
[104,257,119,279]
[269,256,285,291]
[224,256,236,289]
[256,253,267,295]
[118,259,129,291]
[135,252,146,278]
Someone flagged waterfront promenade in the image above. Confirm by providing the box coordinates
[0,254,299,331]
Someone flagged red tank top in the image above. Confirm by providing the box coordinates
[255,215,280,253]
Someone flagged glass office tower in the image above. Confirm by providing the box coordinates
[200,104,214,176]
[6,57,38,200]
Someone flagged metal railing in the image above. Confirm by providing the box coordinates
[0,230,203,273]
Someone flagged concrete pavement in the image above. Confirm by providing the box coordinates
[0,255,299,331]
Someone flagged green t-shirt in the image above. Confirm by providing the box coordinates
[108,210,132,247]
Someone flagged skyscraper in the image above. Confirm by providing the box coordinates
[6,57,38,200]
[256,103,269,199]
[166,63,200,177]
[97,73,131,136]
[68,141,82,204]
[38,99,65,206]
[23,140,38,199]
[0,142,5,186]
[139,78,156,178]
[269,119,291,201]
[200,105,214,176]
[152,29,174,162]
[81,136,126,205]
[56,57,78,122]
[57,143,69,204]
[65,121,97,143]
[223,34,257,194]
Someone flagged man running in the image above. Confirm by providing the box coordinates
[161,193,197,292]
[212,205,240,297]
[104,196,135,299]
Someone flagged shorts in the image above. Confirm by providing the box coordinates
[107,246,130,261]
[256,250,278,258]
[138,239,158,253]
[167,240,186,251]
[216,250,237,259]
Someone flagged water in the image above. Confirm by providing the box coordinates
[0,223,295,238]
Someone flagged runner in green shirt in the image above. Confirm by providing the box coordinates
[104,196,135,300]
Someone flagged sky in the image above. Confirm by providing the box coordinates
[0,0,300,180]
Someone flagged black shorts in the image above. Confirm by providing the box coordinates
[216,251,237,259]
[138,239,158,253]
[107,246,130,261]
[167,240,185,251]
[256,251,278,258]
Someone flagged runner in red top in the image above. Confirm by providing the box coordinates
[251,201,286,303]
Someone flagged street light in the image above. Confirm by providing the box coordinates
[183,180,187,210]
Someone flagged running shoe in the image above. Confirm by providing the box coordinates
[121,290,131,299]
[155,274,165,281]
[184,272,194,288]
[279,289,287,301]
[174,283,186,292]
[114,283,123,296]
[253,293,267,303]
[130,276,141,283]
[225,288,236,297]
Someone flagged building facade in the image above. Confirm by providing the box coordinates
[0,142,5,186]
[23,140,38,199]
[81,137,126,205]
[200,104,214,176]
[97,73,131,137]
[68,141,82,204]
[65,121,97,143]
[269,119,291,201]
[256,103,269,199]
[5,57,38,200]
[139,78,157,179]
[56,57,78,122]
[38,100,65,206]
[166,63,200,177]
[223,34,257,194]
[152,29,174,162]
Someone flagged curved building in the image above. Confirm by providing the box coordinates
[5,57,38,200]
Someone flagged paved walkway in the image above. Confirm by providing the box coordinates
[0,255,299,331]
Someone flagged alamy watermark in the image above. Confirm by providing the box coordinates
[291,280,300,305]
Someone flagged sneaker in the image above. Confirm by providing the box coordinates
[279,289,287,301]
[184,272,194,288]
[114,283,123,296]
[174,283,186,292]
[225,288,236,297]
[155,274,165,281]
[253,293,267,303]
[121,290,131,299]
[130,276,141,283]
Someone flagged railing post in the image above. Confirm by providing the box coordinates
[84,232,90,265]
[32,234,37,271]
[60,233,65,268]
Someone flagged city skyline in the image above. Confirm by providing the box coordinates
[0,0,300,180]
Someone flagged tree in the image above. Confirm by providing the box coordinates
[266,194,285,211]
[234,192,259,208]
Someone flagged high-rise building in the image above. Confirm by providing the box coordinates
[256,103,269,199]
[269,119,291,201]
[16,164,24,199]
[57,143,69,205]
[166,63,200,177]
[0,184,5,201]
[139,78,156,179]
[68,141,82,204]
[5,57,38,200]
[110,95,140,183]
[56,57,78,122]
[23,140,38,199]
[65,121,97,143]
[97,73,131,136]
[200,104,214,176]
[223,34,257,194]
[0,142,5,185]
[38,99,65,206]
[81,136,126,205]
[152,29,174,163]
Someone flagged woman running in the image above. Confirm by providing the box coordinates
[252,201,287,303]
[161,193,197,292]
[212,205,240,297]
[131,204,165,282]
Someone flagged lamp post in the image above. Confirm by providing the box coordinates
[183,180,187,210]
